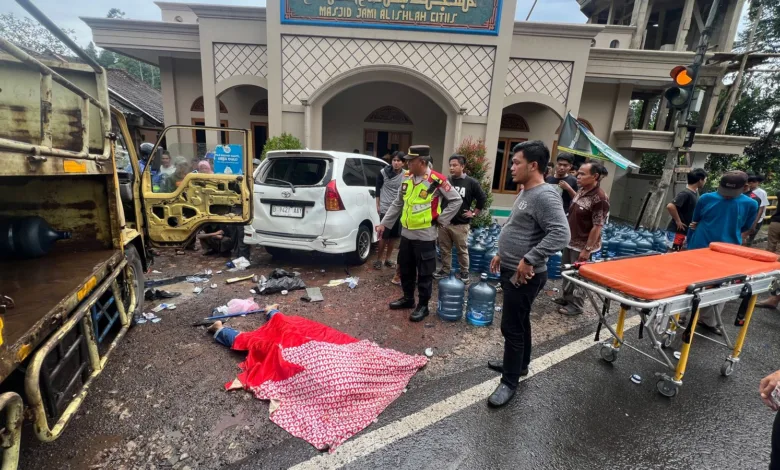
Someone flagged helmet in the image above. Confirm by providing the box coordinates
[138,142,155,160]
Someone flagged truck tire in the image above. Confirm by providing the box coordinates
[347,224,372,266]
[123,245,144,319]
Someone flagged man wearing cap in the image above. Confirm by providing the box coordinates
[686,170,758,335]
[377,145,462,322]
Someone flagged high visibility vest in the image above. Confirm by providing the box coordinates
[400,170,445,230]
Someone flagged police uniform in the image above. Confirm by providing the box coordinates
[379,145,462,322]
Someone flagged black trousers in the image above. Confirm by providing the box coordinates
[398,237,436,304]
[500,267,548,389]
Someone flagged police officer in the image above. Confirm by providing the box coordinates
[377,145,462,322]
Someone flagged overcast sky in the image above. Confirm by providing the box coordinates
[1,0,587,47]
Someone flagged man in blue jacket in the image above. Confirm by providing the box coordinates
[687,170,758,335]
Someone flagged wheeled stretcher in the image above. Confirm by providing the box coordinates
[562,242,780,397]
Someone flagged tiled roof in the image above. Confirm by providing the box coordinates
[107,68,163,125]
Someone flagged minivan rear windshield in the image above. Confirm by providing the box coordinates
[258,158,329,186]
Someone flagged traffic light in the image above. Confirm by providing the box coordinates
[664,65,696,109]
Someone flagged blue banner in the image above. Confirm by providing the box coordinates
[282,0,502,35]
[213,144,244,175]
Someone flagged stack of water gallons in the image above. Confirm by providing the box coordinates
[599,223,669,259]
[437,221,502,326]
[546,252,563,279]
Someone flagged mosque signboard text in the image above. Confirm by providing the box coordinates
[281,0,502,35]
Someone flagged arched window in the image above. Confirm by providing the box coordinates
[191,96,228,114]
[364,106,413,125]
[609,40,620,49]
[500,113,530,132]
[250,99,268,116]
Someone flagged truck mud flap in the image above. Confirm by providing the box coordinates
[0,392,23,470]
[24,259,135,442]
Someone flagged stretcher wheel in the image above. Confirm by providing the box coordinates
[656,379,678,398]
[600,345,618,363]
[720,361,735,377]
[662,332,675,349]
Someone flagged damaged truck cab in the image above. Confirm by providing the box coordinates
[0,1,252,467]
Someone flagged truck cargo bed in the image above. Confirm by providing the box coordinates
[0,249,122,376]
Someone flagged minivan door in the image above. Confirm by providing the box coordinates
[252,153,331,238]
[140,125,253,246]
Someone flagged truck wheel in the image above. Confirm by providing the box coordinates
[123,245,144,320]
[347,224,372,265]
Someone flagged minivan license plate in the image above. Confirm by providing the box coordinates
[271,205,303,218]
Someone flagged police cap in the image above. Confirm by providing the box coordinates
[405,145,430,160]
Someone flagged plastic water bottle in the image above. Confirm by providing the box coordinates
[546,251,562,279]
[466,274,497,326]
[469,241,487,273]
[485,245,500,281]
[451,246,460,272]
[636,237,653,254]
[437,272,465,321]
[0,216,71,259]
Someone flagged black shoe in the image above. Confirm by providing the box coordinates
[458,272,471,285]
[433,270,448,280]
[488,383,516,407]
[552,298,568,306]
[409,304,430,322]
[486,360,528,376]
[389,297,415,310]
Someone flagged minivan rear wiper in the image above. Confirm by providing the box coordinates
[266,178,296,193]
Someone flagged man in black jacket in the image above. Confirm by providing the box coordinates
[434,154,487,284]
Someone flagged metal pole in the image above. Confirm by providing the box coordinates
[641,0,722,229]
[15,0,104,73]
[525,0,539,20]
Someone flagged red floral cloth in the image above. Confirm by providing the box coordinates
[228,313,427,451]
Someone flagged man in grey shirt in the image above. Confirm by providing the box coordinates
[377,145,462,322]
[486,140,570,407]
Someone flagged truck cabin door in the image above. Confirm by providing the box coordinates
[140,125,253,246]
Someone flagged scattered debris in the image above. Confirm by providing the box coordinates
[144,289,181,301]
[250,289,257,294]
[301,287,324,302]
[348,277,359,289]
[186,276,210,283]
[673,351,681,360]
[145,273,212,288]
[152,270,162,274]
[193,287,203,294]
[210,283,218,289]
[630,374,642,384]
[216,270,223,274]
[281,290,289,295]
[494,306,502,312]
[323,276,359,288]
[226,257,251,272]
[226,274,257,284]
[424,348,434,358]
[257,270,306,295]
[204,269,213,275]
[151,304,168,313]
[142,312,159,322]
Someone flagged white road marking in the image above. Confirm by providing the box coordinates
[290,316,641,470]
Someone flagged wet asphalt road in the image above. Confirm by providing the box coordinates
[235,298,780,470]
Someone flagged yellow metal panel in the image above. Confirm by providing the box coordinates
[63,160,87,173]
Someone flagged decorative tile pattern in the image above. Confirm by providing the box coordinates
[504,59,573,105]
[281,36,496,116]
[214,43,268,83]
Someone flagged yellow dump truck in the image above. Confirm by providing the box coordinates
[0,1,253,466]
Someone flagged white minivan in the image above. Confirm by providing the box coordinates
[244,150,389,264]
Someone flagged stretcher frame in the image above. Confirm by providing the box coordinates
[562,268,780,397]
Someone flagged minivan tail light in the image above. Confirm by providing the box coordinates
[325,179,345,211]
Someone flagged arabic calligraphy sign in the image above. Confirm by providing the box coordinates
[282,0,502,35]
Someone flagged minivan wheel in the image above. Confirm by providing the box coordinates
[347,225,372,265]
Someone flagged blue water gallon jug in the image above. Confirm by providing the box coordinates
[546,251,562,279]
[437,272,465,321]
[618,238,637,256]
[469,241,487,273]
[485,245,500,281]
[636,237,653,254]
[466,273,497,326]
[452,246,460,272]
[653,233,667,252]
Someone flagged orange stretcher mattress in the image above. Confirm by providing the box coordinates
[578,243,780,300]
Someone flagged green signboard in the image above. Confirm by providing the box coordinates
[281,0,502,35]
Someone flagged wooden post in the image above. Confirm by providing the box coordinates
[675,0,696,51]
[716,1,761,135]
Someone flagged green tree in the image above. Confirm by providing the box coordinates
[455,138,493,228]
[708,0,780,194]
[261,133,303,159]
[107,8,126,19]
[0,13,76,55]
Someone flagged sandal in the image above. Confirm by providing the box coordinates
[384,260,396,268]
[372,260,383,270]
